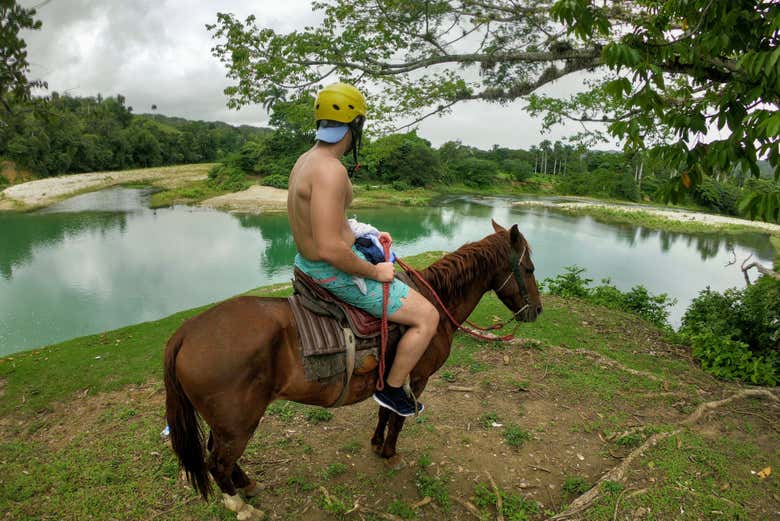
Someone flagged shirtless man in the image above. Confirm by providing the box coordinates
[287,82,439,416]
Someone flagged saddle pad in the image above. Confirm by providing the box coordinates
[293,268,417,338]
[289,295,348,356]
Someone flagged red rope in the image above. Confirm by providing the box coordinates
[395,258,515,342]
[376,235,392,391]
[376,241,514,391]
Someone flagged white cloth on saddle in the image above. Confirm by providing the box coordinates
[348,218,379,295]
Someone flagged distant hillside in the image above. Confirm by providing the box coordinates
[139,113,271,139]
[0,93,273,178]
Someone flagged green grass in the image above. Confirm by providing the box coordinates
[387,499,417,520]
[147,180,227,208]
[503,424,532,448]
[584,429,779,520]
[474,482,540,520]
[562,476,591,497]
[0,283,293,419]
[304,407,333,424]
[322,462,349,479]
[1,250,777,520]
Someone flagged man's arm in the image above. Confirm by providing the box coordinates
[310,163,392,281]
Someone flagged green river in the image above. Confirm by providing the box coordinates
[0,187,775,355]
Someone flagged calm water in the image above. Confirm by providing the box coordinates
[0,188,775,355]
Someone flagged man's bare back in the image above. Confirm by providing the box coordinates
[287,143,392,281]
[288,147,354,261]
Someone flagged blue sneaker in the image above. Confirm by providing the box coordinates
[373,385,424,417]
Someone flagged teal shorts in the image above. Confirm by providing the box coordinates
[294,246,410,318]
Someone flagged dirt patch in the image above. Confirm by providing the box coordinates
[200,185,288,213]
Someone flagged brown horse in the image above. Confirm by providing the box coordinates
[164,220,542,520]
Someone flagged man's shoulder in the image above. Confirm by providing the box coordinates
[309,155,348,185]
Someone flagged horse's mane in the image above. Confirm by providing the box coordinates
[421,231,516,300]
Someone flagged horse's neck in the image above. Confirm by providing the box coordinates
[419,243,500,325]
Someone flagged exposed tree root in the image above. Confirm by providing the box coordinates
[680,389,778,425]
[543,344,664,383]
[547,389,779,520]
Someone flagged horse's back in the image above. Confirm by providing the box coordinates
[170,296,293,397]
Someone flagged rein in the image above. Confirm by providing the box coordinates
[393,242,530,343]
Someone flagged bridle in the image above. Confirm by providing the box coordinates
[495,244,531,320]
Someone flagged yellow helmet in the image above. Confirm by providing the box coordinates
[314,82,367,124]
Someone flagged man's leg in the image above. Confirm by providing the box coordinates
[384,288,440,387]
[372,288,439,416]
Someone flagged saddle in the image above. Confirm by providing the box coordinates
[288,268,412,406]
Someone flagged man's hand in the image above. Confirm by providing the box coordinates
[373,262,395,282]
[378,231,392,244]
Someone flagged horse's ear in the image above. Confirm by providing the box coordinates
[491,219,506,232]
[510,224,520,244]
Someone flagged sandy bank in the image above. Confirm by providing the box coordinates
[515,199,780,234]
[200,185,288,213]
[0,164,212,210]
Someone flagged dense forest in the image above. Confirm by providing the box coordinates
[211,97,778,220]
[0,93,269,178]
[2,92,778,221]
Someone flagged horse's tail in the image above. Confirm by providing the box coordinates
[163,330,212,500]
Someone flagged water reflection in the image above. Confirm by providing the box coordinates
[0,212,128,280]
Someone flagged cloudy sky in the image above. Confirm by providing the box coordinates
[21,0,611,149]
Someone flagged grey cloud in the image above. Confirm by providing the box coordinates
[19,0,610,148]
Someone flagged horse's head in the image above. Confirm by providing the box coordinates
[490,219,542,322]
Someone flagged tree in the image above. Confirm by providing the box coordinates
[208,0,780,220]
[1,1,45,119]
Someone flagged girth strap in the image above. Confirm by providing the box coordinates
[331,328,357,407]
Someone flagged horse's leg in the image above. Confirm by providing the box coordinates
[233,464,261,498]
[370,406,392,455]
[209,429,266,521]
[380,412,407,468]
[380,377,429,467]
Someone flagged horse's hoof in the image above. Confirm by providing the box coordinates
[371,443,383,456]
[242,480,262,498]
[237,505,265,521]
[383,454,405,470]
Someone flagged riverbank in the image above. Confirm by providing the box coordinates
[1,252,778,520]
[0,164,214,211]
[516,198,780,236]
[4,166,780,238]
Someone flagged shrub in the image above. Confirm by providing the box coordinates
[544,268,675,327]
[543,266,591,298]
[262,173,289,189]
[452,157,499,188]
[680,278,779,385]
[688,331,777,385]
[392,179,411,191]
[692,177,739,215]
[207,164,249,192]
